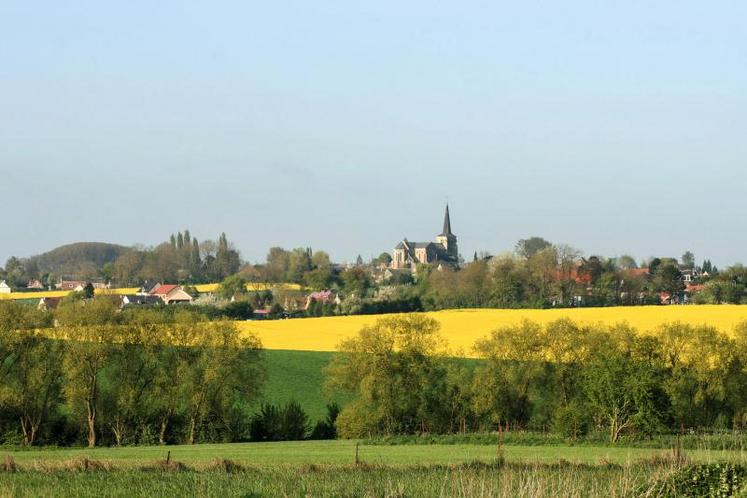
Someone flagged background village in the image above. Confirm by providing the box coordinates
[0,205,733,320]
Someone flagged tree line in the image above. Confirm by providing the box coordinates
[1,231,241,289]
[327,315,747,441]
[0,301,262,447]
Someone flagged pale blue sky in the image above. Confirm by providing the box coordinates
[1,1,745,266]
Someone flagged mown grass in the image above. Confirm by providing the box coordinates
[3,440,746,468]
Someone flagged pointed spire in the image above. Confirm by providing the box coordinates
[441,204,453,236]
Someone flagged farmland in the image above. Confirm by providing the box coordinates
[0,440,744,497]
[240,305,747,356]
[0,283,300,301]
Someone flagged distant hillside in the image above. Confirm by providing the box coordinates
[25,242,131,276]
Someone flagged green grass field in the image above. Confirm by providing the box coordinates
[1,440,744,497]
[260,350,477,422]
[260,350,344,422]
[0,461,663,498]
[4,440,746,468]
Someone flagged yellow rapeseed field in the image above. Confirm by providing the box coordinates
[0,283,299,301]
[237,305,747,357]
[194,283,301,293]
[0,288,140,301]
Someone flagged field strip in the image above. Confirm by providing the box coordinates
[239,305,747,356]
[5,440,745,468]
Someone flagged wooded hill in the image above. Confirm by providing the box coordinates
[24,242,131,277]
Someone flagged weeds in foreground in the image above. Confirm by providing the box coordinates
[1,455,17,472]
[207,458,244,473]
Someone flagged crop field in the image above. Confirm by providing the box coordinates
[240,305,747,356]
[0,288,140,301]
[193,282,301,293]
[0,283,300,301]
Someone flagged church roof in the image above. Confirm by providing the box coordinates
[395,241,436,249]
[439,204,455,237]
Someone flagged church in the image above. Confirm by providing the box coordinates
[391,205,459,269]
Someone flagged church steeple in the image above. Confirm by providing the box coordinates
[440,204,453,236]
[436,204,458,260]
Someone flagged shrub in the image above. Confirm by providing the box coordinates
[250,401,309,441]
[310,403,340,440]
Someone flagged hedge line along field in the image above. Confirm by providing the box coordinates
[239,305,747,356]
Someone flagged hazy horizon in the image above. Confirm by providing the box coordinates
[2,1,745,267]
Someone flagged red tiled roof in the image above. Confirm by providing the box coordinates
[151,284,179,296]
[554,268,592,285]
[624,268,649,277]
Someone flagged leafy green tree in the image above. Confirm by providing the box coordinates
[651,261,685,302]
[657,322,733,428]
[377,252,393,266]
[515,237,552,259]
[327,315,448,437]
[13,334,65,445]
[183,322,263,444]
[304,267,333,290]
[681,251,695,270]
[217,274,248,299]
[222,301,254,320]
[214,233,241,280]
[473,320,549,429]
[63,323,118,447]
[287,248,313,284]
[615,255,638,270]
[265,247,291,282]
[582,346,664,442]
[341,267,372,297]
[102,325,160,445]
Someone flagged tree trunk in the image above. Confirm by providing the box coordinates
[86,397,97,447]
[20,416,37,446]
[87,413,96,448]
[187,415,197,445]
[159,417,169,445]
[112,420,123,446]
[86,373,97,448]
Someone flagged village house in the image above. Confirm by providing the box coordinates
[304,290,341,310]
[149,284,194,305]
[56,279,110,291]
[121,294,166,307]
[26,279,45,290]
[0,280,11,294]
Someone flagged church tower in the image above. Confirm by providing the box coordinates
[435,204,458,260]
